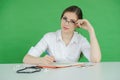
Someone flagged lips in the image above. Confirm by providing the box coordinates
[63,26,70,30]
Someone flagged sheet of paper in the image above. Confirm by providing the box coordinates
[38,62,85,69]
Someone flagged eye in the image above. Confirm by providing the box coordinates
[70,20,75,24]
[62,17,67,21]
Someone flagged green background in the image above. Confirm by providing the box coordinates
[0,0,120,63]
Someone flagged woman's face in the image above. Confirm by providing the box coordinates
[61,12,78,33]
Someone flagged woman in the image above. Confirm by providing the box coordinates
[23,5,101,65]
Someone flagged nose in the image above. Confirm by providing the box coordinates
[65,21,69,25]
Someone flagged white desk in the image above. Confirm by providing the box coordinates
[0,62,120,80]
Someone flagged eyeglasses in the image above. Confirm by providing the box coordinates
[62,17,77,26]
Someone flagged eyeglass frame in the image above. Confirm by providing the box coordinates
[61,16,78,26]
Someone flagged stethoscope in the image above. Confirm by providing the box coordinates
[16,66,42,73]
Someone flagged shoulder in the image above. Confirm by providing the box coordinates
[43,30,59,40]
[74,32,89,44]
[74,32,90,48]
[75,32,86,40]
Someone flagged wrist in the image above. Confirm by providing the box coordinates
[88,27,94,33]
[88,28,97,39]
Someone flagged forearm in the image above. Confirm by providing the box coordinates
[23,54,41,65]
[89,28,101,63]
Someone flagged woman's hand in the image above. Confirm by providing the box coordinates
[39,55,55,65]
[76,19,94,33]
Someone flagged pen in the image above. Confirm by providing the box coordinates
[45,50,56,62]
[46,51,49,55]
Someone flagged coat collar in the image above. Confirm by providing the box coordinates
[56,29,79,44]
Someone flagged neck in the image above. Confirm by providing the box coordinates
[61,31,74,45]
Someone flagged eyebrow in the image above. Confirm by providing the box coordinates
[63,16,77,22]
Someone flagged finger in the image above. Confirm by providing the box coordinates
[76,20,83,27]
[50,56,56,62]
[46,58,54,63]
[45,56,55,62]
[46,55,55,61]
[43,60,51,65]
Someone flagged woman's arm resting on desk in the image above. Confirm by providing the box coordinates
[23,54,55,65]
[76,19,101,63]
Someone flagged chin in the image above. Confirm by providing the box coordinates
[62,28,69,32]
[62,29,72,34]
